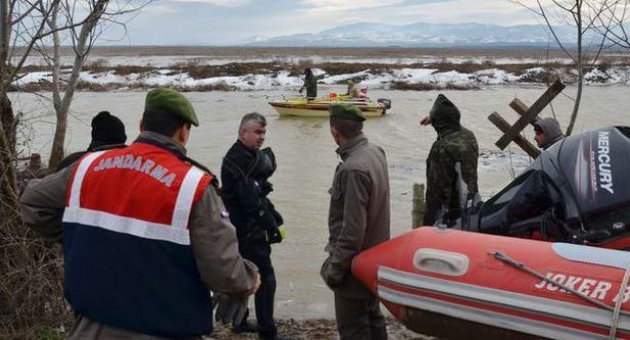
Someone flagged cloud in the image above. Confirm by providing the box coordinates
[138,4,178,14]
[300,0,405,11]
[166,0,249,7]
[359,0,538,26]
[100,0,542,45]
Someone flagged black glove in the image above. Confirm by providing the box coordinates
[214,292,249,326]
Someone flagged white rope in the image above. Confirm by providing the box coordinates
[609,262,630,339]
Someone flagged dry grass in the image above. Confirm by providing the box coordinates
[518,69,557,83]
[112,65,155,76]
[390,81,479,91]
[431,61,489,74]
[10,47,630,93]
[78,46,624,61]
[75,81,110,92]
[172,82,238,92]
[0,210,71,339]
[172,61,284,79]
[318,62,394,76]
[85,59,108,74]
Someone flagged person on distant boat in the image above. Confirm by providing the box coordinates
[298,68,317,100]
[345,80,358,98]
[358,86,369,99]
[321,103,390,340]
[533,117,564,150]
[420,94,479,227]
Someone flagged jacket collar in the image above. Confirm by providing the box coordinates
[236,139,257,156]
[137,131,187,155]
[225,140,258,174]
[336,133,367,161]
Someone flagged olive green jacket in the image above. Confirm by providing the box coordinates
[303,75,318,98]
[321,134,391,299]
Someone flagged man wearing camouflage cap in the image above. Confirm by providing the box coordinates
[420,94,479,226]
[20,88,260,339]
[321,103,390,339]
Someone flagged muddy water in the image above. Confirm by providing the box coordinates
[11,85,629,319]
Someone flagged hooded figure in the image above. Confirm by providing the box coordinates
[423,94,479,226]
[533,117,564,150]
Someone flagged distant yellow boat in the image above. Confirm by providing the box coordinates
[268,95,391,118]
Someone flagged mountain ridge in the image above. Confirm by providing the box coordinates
[242,22,575,48]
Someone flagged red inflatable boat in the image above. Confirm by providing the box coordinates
[352,227,630,339]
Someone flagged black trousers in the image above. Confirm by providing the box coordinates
[240,242,277,339]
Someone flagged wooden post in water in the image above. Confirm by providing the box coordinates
[488,112,540,158]
[494,80,566,150]
[412,183,425,229]
[487,80,565,158]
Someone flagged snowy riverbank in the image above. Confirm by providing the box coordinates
[12,47,630,92]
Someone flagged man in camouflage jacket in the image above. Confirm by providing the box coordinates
[420,94,479,226]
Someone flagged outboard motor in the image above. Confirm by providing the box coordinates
[377,98,392,114]
[464,126,630,249]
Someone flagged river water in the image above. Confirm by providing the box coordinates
[10,85,629,319]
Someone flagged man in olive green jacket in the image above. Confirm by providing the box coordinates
[321,103,390,340]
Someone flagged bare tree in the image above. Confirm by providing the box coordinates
[596,0,630,48]
[514,0,621,136]
[0,0,149,334]
[1,0,105,212]
[42,0,151,169]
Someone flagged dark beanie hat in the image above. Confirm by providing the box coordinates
[88,111,127,150]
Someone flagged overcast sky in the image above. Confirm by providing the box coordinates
[102,0,541,45]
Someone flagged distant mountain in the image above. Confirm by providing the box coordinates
[243,22,577,48]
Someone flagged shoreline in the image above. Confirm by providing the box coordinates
[29,45,626,60]
[12,47,630,92]
[207,318,430,340]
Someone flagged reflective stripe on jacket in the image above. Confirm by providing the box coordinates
[62,142,213,338]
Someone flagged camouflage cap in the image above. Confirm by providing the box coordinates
[329,102,365,122]
[144,88,199,126]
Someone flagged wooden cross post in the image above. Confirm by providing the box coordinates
[488,80,566,158]
[488,112,541,158]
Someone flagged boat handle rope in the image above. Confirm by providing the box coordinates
[490,251,630,320]
[610,262,630,339]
